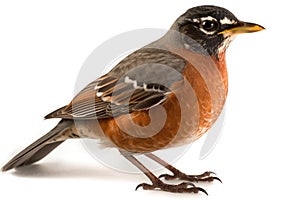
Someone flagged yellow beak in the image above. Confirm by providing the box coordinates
[218,22,265,35]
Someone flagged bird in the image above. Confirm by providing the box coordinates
[2,5,264,194]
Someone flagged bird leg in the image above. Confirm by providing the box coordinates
[145,153,222,183]
[120,151,208,194]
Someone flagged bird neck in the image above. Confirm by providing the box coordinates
[148,32,229,95]
[213,51,228,95]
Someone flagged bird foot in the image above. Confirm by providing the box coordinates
[159,171,222,183]
[136,181,208,194]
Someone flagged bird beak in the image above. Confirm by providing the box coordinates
[218,21,265,36]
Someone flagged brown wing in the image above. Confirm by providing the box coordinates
[45,48,186,120]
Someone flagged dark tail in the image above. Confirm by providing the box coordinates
[2,119,74,172]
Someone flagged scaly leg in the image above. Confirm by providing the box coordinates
[120,151,208,194]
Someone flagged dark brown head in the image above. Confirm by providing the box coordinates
[171,5,264,58]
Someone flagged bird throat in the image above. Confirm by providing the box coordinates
[217,36,234,59]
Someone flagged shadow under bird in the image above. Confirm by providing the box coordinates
[2,5,264,194]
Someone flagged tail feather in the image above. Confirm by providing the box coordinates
[2,119,74,172]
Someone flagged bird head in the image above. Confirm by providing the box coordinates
[171,5,264,58]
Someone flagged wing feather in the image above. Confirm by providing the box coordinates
[45,48,186,119]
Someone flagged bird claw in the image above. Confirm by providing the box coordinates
[136,181,208,194]
[159,171,222,183]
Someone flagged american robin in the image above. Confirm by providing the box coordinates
[2,5,264,194]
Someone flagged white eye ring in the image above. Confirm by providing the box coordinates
[199,16,218,35]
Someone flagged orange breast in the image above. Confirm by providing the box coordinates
[99,51,228,153]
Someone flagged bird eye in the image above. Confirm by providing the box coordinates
[201,20,218,31]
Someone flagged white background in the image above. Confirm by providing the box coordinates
[0,0,299,199]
